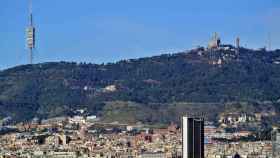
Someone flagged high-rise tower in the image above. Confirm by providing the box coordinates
[182,116,204,158]
[26,0,35,64]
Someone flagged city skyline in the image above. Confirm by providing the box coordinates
[0,0,280,69]
[1,1,280,157]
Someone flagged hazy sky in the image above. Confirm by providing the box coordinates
[0,0,280,69]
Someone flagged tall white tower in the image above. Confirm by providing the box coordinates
[26,0,35,64]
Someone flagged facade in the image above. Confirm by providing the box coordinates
[138,152,166,158]
[272,128,280,157]
[182,116,204,158]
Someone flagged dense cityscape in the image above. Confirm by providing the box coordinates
[1,28,280,158]
[0,112,279,158]
[1,0,280,158]
[1,29,280,158]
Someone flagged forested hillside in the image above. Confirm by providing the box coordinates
[1,47,280,123]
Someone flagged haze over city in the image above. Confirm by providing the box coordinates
[1,0,280,69]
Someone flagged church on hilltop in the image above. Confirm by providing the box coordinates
[208,32,221,49]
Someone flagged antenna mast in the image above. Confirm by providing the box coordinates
[29,0,33,25]
[268,32,271,51]
[26,0,35,64]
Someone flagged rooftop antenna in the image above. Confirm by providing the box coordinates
[268,32,272,51]
[26,0,35,64]
[236,37,240,55]
[29,0,33,25]
[236,37,240,49]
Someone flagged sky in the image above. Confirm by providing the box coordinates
[0,0,280,69]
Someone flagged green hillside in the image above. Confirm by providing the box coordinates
[1,47,280,123]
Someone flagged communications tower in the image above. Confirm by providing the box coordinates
[26,0,35,64]
[268,33,271,51]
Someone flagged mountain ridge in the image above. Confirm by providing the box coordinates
[1,46,280,124]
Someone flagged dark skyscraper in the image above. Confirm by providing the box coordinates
[182,116,204,158]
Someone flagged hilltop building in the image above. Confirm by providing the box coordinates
[208,32,221,49]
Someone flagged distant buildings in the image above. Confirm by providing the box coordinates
[272,128,280,157]
[0,116,276,158]
[207,33,241,51]
[218,113,256,126]
[138,152,166,158]
[208,33,221,49]
[205,33,244,65]
[104,85,117,92]
[182,116,204,158]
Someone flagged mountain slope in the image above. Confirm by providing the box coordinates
[1,47,280,123]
